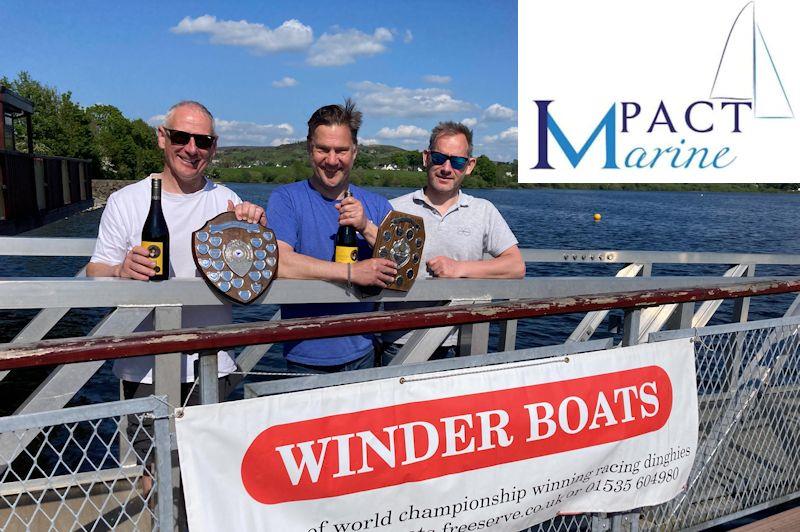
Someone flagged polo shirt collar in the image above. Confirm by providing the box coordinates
[413,189,471,212]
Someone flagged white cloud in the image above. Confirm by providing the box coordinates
[478,126,518,161]
[462,117,478,128]
[171,15,313,53]
[307,27,393,66]
[350,81,475,117]
[147,114,166,126]
[375,125,429,139]
[147,114,295,146]
[360,138,380,146]
[422,74,451,84]
[403,29,413,43]
[272,77,298,88]
[214,119,294,146]
[483,103,517,121]
[482,126,518,143]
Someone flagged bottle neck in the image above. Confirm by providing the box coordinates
[151,178,162,202]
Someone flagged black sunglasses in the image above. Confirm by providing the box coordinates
[429,150,470,170]
[164,128,217,150]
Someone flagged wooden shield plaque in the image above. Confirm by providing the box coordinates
[372,210,425,291]
[192,212,278,304]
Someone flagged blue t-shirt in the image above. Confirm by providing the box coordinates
[266,180,392,365]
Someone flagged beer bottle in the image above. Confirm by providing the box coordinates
[334,190,358,263]
[141,176,170,281]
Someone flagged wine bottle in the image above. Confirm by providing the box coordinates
[334,190,358,263]
[141,177,170,281]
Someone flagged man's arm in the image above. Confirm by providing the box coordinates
[426,245,525,279]
[276,241,398,287]
[87,246,158,280]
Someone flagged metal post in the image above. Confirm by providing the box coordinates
[665,301,694,330]
[498,318,517,352]
[621,264,650,346]
[458,322,490,355]
[153,399,175,531]
[199,350,219,404]
[25,114,33,154]
[731,264,756,323]
[591,513,611,531]
[622,308,641,346]
[152,305,186,531]
[154,306,182,419]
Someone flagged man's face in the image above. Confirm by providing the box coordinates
[157,105,216,186]
[424,133,476,198]
[307,124,357,194]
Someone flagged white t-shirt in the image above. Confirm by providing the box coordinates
[90,175,241,383]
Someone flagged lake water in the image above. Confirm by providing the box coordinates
[2,185,800,412]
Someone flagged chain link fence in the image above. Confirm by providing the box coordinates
[643,316,800,530]
[0,396,173,531]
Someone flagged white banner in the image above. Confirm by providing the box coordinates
[518,0,800,183]
[176,338,698,532]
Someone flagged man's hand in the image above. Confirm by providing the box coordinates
[426,256,465,278]
[228,200,267,226]
[335,195,369,232]
[117,246,159,280]
[351,258,397,287]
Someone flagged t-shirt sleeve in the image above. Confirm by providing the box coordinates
[90,194,130,266]
[266,187,299,248]
[484,203,519,257]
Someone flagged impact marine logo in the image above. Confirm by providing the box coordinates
[531,1,792,173]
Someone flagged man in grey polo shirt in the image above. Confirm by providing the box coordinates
[382,121,525,364]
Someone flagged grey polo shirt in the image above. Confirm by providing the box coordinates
[384,189,518,345]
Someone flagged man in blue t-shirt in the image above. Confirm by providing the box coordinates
[266,100,397,371]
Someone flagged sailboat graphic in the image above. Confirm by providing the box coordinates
[710,1,794,118]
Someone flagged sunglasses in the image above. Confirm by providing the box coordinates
[164,128,217,150]
[429,151,470,170]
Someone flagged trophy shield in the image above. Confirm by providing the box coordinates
[372,210,425,291]
[192,212,278,304]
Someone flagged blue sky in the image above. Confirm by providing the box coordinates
[1,0,518,161]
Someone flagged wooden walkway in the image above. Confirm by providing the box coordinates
[733,506,800,531]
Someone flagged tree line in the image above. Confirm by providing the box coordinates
[4,72,797,193]
[1,72,162,180]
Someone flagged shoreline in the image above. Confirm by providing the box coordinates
[89,179,798,209]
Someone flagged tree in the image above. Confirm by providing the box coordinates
[473,155,497,185]
[406,151,423,169]
[3,72,95,161]
[391,152,407,169]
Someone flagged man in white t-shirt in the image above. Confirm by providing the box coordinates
[383,122,525,364]
[87,101,264,476]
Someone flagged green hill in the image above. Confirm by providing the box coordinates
[214,142,411,169]
[211,142,518,188]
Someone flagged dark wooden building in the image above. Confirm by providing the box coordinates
[0,86,93,235]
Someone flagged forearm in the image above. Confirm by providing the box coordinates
[86,261,121,278]
[359,220,379,247]
[460,248,525,279]
[276,243,348,282]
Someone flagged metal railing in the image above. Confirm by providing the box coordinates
[3,236,800,530]
[0,396,173,531]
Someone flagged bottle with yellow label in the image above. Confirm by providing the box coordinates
[334,190,358,263]
[141,176,170,281]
